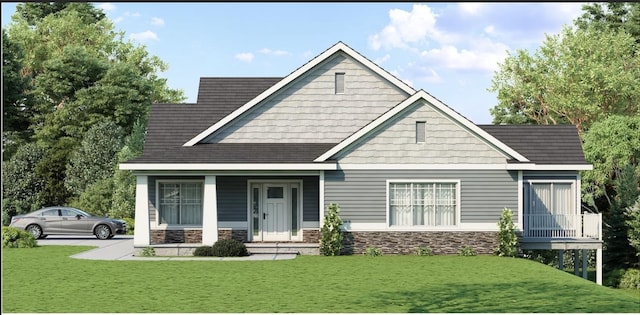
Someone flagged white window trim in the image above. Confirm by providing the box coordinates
[386,179,461,229]
[154,179,205,228]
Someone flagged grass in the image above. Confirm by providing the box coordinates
[2,246,639,313]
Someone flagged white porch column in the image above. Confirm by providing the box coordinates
[201,175,218,245]
[133,175,150,247]
[596,248,603,285]
[319,171,325,228]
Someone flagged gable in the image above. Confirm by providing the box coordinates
[334,98,509,164]
[203,52,411,143]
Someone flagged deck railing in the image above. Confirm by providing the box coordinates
[524,213,601,239]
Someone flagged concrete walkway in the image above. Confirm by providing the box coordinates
[36,235,297,261]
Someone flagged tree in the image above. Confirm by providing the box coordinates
[65,120,124,195]
[15,2,105,26]
[575,2,640,44]
[489,25,640,133]
[320,203,344,256]
[2,28,32,161]
[111,119,146,219]
[626,197,640,261]
[495,208,518,257]
[1,143,46,225]
[582,115,640,209]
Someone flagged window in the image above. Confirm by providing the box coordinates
[528,182,574,216]
[416,121,426,143]
[158,182,203,225]
[335,72,345,94]
[389,182,457,227]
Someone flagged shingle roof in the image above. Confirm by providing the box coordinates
[479,125,588,165]
[126,77,336,165]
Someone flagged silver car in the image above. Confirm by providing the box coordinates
[9,206,127,240]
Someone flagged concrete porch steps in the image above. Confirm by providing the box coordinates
[245,242,319,255]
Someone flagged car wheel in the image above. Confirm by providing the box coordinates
[26,224,43,239]
[107,234,115,239]
[94,225,112,240]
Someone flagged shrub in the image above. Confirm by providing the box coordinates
[458,246,476,256]
[211,238,249,257]
[495,208,518,257]
[141,246,156,257]
[604,268,626,287]
[363,246,382,257]
[320,203,343,256]
[619,269,640,289]
[122,217,135,235]
[415,246,434,256]
[2,226,38,248]
[194,245,214,257]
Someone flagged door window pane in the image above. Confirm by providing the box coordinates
[267,187,284,198]
[291,187,298,236]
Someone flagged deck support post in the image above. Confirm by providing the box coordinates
[582,249,588,280]
[596,248,602,285]
[558,249,564,270]
[574,250,580,275]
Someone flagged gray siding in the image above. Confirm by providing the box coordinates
[217,176,319,222]
[336,99,506,164]
[324,169,518,224]
[207,53,409,143]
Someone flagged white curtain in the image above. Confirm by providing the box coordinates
[159,183,180,224]
[390,182,456,227]
[159,182,203,225]
[181,183,203,224]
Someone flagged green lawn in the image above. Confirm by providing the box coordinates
[2,246,639,313]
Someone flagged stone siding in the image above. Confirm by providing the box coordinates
[302,229,320,243]
[341,231,498,255]
[218,229,249,242]
[150,229,202,244]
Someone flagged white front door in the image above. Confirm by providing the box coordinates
[262,185,289,241]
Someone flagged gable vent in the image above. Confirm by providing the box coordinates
[335,72,345,94]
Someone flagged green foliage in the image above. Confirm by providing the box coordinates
[488,25,640,132]
[34,138,74,207]
[363,246,382,257]
[575,2,640,44]
[111,119,146,219]
[619,269,640,289]
[495,208,518,257]
[141,246,156,257]
[320,203,343,256]
[627,197,640,257]
[582,115,640,202]
[65,120,124,195]
[1,142,46,225]
[122,218,135,235]
[604,268,627,288]
[193,245,214,257]
[69,178,115,217]
[415,246,434,256]
[15,2,106,26]
[458,246,477,256]
[211,239,249,257]
[2,226,37,248]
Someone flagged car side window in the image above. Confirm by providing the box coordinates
[61,209,78,217]
[41,209,59,216]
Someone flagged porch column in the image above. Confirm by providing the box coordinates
[133,175,150,247]
[201,175,218,245]
[582,249,588,279]
[574,250,579,276]
[558,250,564,270]
[596,248,603,285]
[319,171,325,227]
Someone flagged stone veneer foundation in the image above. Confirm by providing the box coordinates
[150,229,202,244]
[341,231,499,255]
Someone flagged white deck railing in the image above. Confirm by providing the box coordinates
[524,213,601,239]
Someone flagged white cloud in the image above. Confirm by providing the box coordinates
[259,48,291,56]
[129,30,158,42]
[458,3,485,16]
[420,38,509,72]
[484,25,495,36]
[369,4,442,50]
[375,54,391,64]
[235,52,254,63]
[112,16,124,23]
[124,11,141,17]
[96,3,116,12]
[150,17,165,26]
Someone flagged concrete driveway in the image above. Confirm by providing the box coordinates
[36,235,296,261]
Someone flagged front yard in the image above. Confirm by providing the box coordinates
[2,245,638,313]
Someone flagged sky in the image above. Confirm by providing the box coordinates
[1,2,587,124]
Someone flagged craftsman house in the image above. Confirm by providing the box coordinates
[120,42,602,283]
